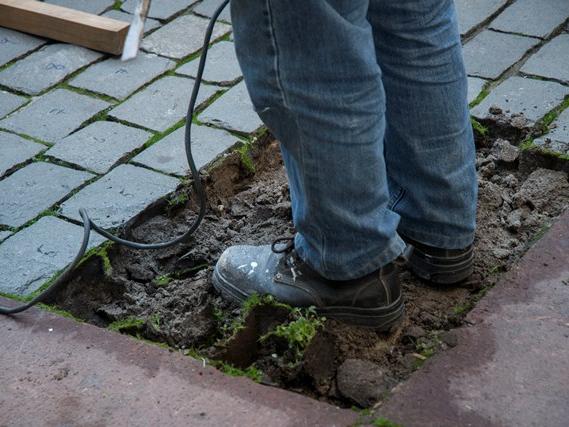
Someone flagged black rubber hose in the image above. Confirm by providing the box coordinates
[0,0,230,315]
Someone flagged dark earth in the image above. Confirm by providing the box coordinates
[48,127,569,409]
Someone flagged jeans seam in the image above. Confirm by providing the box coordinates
[265,0,290,110]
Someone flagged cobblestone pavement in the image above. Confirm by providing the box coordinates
[0,0,568,297]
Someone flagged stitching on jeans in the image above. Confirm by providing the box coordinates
[387,187,406,211]
[265,0,290,109]
[265,0,327,272]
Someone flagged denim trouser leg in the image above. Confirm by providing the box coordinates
[230,0,476,280]
[369,0,477,249]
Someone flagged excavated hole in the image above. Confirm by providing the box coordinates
[48,125,569,408]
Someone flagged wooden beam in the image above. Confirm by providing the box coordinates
[0,0,129,55]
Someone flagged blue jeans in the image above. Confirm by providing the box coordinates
[230,0,477,280]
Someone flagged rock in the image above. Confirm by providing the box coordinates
[440,330,459,348]
[403,325,426,342]
[507,208,525,231]
[503,174,519,188]
[489,105,503,115]
[478,181,503,209]
[513,168,569,210]
[492,248,512,260]
[492,139,520,164]
[336,359,392,407]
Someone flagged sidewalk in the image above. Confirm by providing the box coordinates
[376,210,569,427]
[0,296,356,427]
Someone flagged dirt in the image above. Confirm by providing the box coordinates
[48,129,569,409]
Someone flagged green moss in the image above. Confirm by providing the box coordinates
[470,116,488,136]
[216,362,263,382]
[167,192,189,207]
[154,274,172,287]
[236,141,256,173]
[372,417,403,427]
[37,304,83,322]
[261,306,325,360]
[149,313,161,330]
[80,241,114,277]
[469,87,490,108]
[112,0,123,10]
[108,317,145,333]
[59,83,119,104]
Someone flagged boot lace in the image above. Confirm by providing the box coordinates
[271,236,302,282]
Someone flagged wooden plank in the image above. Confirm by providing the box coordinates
[0,0,129,55]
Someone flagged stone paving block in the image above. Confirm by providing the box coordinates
[0,89,110,143]
[141,14,231,59]
[176,41,241,85]
[534,108,569,155]
[132,124,238,175]
[471,76,569,125]
[199,81,262,134]
[0,231,11,242]
[70,53,174,100]
[0,162,94,228]
[0,28,46,67]
[46,121,152,174]
[0,90,27,119]
[454,0,507,35]
[0,44,102,95]
[468,77,486,105]
[490,0,569,39]
[60,164,179,228]
[122,0,198,20]
[193,0,232,23]
[0,217,105,296]
[521,34,569,84]
[109,76,217,131]
[0,131,44,177]
[44,0,114,14]
[463,30,538,80]
[102,10,161,33]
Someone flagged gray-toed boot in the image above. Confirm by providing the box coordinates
[212,238,405,330]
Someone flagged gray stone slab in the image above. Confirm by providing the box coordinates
[471,76,569,124]
[468,77,487,105]
[176,41,241,85]
[0,44,102,95]
[0,90,27,119]
[534,108,569,155]
[193,0,232,23]
[199,81,262,134]
[490,0,569,39]
[0,162,94,228]
[60,164,179,228]
[0,131,45,177]
[46,121,152,174]
[521,34,569,84]
[0,231,11,242]
[0,217,105,296]
[109,76,217,131]
[102,9,161,33]
[454,0,507,35]
[122,0,198,19]
[0,89,110,143]
[70,53,174,100]
[463,30,538,80]
[0,28,46,67]
[141,14,231,59]
[44,0,114,14]
[132,124,238,175]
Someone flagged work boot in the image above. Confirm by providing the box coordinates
[212,239,404,330]
[402,235,474,285]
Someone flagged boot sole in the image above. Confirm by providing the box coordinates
[408,246,474,285]
[212,266,405,331]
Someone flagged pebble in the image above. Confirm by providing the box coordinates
[336,359,392,407]
[492,139,520,164]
